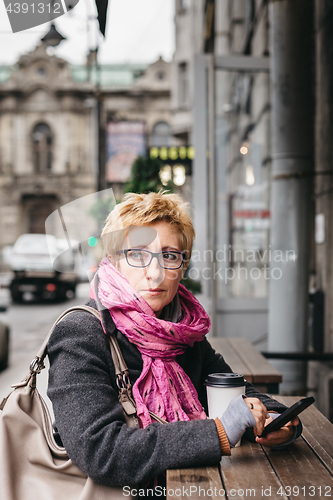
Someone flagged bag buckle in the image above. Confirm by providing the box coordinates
[116,372,130,389]
[29,357,45,374]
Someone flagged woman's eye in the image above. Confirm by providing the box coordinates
[129,251,143,259]
[163,252,177,261]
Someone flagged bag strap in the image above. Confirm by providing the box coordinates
[0,306,101,408]
[15,305,130,385]
[35,305,101,365]
[2,305,128,397]
[3,304,167,425]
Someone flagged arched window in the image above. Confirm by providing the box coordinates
[32,123,53,173]
[151,122,172,148]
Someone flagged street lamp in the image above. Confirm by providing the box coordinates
[41,23,66,47]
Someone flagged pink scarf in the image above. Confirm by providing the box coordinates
[90,257,211,428]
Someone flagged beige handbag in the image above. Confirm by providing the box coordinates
[0,305,148,500]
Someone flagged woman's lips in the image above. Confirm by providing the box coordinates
[143,289,165,295]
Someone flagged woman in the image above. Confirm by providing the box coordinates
[47,191,301,492]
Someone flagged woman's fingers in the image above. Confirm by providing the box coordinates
[243,398,300,447]
[244,398,269,436]
[255,416,300,446]
[251,410,269,437]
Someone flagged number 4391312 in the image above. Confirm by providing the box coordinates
[5,3,61,14]
[277,486,331,496]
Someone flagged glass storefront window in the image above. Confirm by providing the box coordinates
[215,69,271,299]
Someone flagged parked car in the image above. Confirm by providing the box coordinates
[0,305,9,371]
[8,234,80,302]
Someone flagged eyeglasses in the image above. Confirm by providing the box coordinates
[116,249,186,269]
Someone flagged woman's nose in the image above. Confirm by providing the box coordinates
[145,255,164,281]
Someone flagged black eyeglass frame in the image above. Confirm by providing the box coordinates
[116,248,186,269]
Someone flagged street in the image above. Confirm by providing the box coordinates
[0,282,91,414]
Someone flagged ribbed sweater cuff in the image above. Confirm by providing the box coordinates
[214,418,231,456]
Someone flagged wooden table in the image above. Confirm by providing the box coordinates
[167,396,333,500]
[209,337,282,394]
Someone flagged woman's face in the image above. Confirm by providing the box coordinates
[116,221,185,317]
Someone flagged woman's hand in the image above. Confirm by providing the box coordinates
[244,398,269,437]
[255,416,300,447]
[244,398,299,446]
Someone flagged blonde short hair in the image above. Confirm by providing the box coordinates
[102,191,195,262]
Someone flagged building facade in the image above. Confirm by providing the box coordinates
[0,41,178,260]
[0,42,98,249]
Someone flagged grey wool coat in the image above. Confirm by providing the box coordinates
[47,298,293,487]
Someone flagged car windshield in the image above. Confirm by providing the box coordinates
[13,235,57,255]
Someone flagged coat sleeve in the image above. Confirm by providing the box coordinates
[47,311,223,487]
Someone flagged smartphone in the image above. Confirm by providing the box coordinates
[260,396,315,437]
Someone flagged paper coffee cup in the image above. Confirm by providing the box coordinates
[205,373,246,446]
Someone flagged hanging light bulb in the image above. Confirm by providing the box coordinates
[240,142,249,155]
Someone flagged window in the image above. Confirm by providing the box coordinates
[32,123,53,173]
[151,122,172,147]
[179,63,189,106]
[214,68,271,299]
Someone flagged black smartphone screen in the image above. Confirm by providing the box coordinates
[260,396,315,437]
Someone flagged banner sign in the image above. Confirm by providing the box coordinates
[106,121,146,183]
